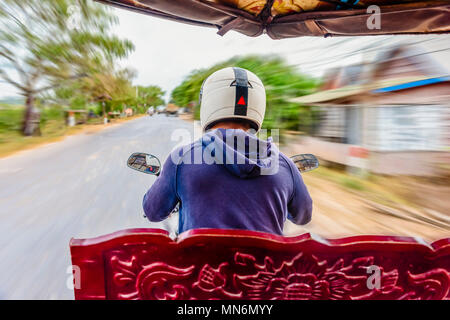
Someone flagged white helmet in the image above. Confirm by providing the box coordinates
[199,67,266,132]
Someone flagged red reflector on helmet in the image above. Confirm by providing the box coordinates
[237,96,246,105]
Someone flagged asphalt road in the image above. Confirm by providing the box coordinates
[0,115,198,299]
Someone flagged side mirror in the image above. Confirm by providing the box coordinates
[127,152,161,175]
[290,154,319,173]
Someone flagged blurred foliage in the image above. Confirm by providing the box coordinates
[0,0,135,134]
[170,55,320,132]
[339,176,365,191]
[0,105,62,145]
[80,73,166,115]
[40,107,65,128]
[134,85,165,113]
[0,107,23,134]
[81,67,137,114]
[0,105,67,135]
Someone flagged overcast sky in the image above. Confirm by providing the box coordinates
[1,5,449,100]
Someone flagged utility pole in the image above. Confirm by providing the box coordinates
[102,101,107,124]
[95,94,112,125]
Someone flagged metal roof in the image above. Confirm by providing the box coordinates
[290,76,449,104]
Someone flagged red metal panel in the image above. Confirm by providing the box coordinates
[70,228,450,300]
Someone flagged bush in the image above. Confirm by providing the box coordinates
[39,107,65,136]
[41,107,65,122]
[0,106,24,134]
[339,177,365,191]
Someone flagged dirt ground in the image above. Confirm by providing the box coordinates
[281,147,450,243]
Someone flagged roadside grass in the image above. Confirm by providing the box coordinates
[0,105,144,158]
[309,165,417,208]
[339,176,365,191]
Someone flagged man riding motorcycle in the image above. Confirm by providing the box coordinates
[142,67,312,235]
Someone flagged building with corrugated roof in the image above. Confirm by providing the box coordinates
[290,45,450,176]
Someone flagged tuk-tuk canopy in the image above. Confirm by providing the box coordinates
[95,1,449,39]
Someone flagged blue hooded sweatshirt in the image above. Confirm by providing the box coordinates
[143,129,312,235]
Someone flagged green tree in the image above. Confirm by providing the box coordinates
[0,0,134,135]
[170,55,319,132]
[82,67,137,115]
[136,85,165,112]
[75,70,166,116]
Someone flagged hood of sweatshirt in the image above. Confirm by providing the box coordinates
[201,128,277,178]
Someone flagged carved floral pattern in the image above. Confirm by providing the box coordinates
[233,253,368,300]
[107,250,450,300]
[111,254,195,300]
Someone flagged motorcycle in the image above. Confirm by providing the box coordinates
[126,151,319,233]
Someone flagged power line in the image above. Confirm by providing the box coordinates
[294,43,450,74]
[288,37,439,70]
